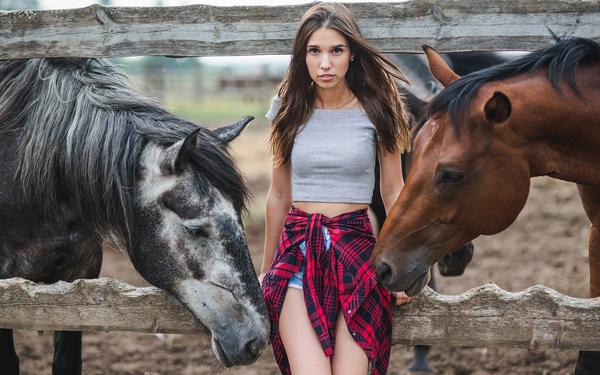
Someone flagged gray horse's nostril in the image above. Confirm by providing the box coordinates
[242,337,264,362]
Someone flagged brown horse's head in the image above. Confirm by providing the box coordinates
[373,46,532,295]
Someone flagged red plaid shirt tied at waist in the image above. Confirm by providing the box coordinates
[262,207,393,375]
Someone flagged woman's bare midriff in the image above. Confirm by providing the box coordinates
[293,201,369,218]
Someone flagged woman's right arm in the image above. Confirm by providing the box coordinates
[259,159,293,282]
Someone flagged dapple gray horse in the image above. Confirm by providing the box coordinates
[0,58,269,374]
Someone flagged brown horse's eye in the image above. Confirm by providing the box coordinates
[440,171,466,184]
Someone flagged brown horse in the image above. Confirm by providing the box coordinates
[372,37,600,374]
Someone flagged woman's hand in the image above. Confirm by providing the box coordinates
[258,272,267,285]
[391,291,412,306]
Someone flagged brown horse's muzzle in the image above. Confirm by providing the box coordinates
[373,250,432,296]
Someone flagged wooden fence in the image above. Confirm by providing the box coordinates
[1,0,600,350]
[1,277,599,350]
[1,0,600,59]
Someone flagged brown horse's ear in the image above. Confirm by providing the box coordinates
[422,45,461,86]
[484,91,512,124]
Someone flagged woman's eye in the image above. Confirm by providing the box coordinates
[185,226,209,238]
[440,171,466,184]
[308,48,319,54]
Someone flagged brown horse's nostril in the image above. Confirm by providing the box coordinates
[376,262,394,287]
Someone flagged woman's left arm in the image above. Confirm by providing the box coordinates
[377,145,412,305]
[377,146,403,214]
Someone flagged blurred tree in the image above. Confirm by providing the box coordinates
[0,0,39,10]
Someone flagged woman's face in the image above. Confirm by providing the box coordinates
[305,27,354,92]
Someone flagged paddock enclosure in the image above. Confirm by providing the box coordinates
[2,0,600,374]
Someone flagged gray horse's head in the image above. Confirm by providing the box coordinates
[131,116,269,367]
[0,57,269,366]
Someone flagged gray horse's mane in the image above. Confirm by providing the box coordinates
[0,58,248,245]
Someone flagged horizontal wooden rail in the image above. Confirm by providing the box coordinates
[1,277,599,350]
[1,0,600,60]
[393,283,600,350]
[0,277,208,335]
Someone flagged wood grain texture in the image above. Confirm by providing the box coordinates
[0,277,208,334]
[393,283,600,350]
[0,0,599,59]
[1,277,599,350]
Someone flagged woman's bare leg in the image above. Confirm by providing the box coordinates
[279,288,332,375]
[331,311,369,375]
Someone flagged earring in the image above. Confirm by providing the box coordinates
[350,58,354,62]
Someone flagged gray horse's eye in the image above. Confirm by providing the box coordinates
[185,226,209,238]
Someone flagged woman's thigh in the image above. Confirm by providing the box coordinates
[331,312,369,375]
[279,287,331,375]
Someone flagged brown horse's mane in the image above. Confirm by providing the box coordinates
[426,37,600,133]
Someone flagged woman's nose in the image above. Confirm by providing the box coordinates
[320,55,331,69]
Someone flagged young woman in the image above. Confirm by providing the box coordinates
[259,3,412,375]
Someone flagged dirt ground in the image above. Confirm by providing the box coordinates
[13,121,592,375]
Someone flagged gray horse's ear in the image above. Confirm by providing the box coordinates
[214,115,254,144]
[160,128,201,175]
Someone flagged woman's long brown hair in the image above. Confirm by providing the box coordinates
[269,2,411,166]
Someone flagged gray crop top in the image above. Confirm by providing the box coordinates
[266,97,378,204]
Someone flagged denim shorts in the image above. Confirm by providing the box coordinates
[288,226,331,289]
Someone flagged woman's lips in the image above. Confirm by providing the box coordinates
[318,74,334,82]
